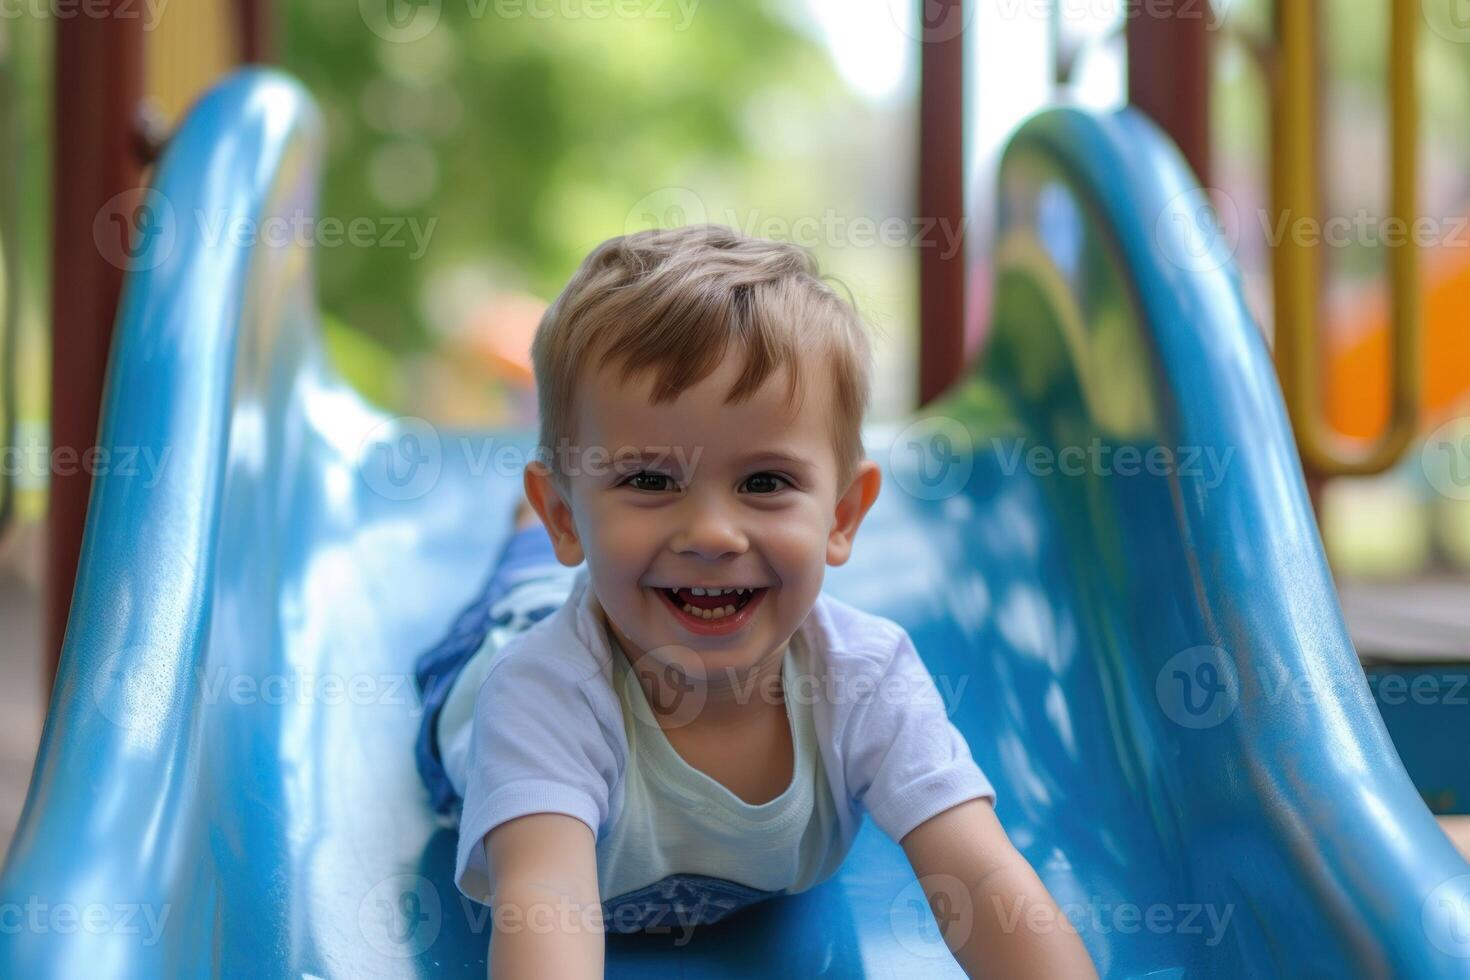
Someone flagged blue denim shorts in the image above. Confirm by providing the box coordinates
[413,523,580,814]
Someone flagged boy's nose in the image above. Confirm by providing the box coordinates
[670,499,748,560]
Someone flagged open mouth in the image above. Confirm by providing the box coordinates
[654,585,769,635]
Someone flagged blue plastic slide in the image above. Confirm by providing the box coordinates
[2,70,1468,978]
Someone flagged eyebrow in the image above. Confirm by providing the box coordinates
[611,449,812,472]
[734,450,811,471]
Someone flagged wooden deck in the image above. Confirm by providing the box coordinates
[0,568,43,860]
[1339,576,1470,664]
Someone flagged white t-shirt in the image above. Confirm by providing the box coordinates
[590,624,851,930]
[451,566,995,929]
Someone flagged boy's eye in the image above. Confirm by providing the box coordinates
[741,472,790,495]
[623,471,676,492]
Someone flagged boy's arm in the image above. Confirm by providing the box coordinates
[900,798,1098,979]
[485,812,605,980]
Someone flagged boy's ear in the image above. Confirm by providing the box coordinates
[827,459,881,567]
[523,460,586,567]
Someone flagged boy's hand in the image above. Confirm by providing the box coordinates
[900,798,1098,979]
[485,813,605,979]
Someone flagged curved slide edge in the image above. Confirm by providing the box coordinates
[0,69,330,977]
[990,106,1470,975]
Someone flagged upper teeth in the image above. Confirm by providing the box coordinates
[687,587,748,596]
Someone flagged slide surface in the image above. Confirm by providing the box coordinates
[2,70,1468,978]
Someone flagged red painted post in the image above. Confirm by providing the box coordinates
[917,0,968,406]
[239,0,274,63]
[1126,0,1212,187]
[46,13,145,696]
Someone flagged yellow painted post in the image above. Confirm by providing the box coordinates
[145,0,237,129]
[1271,0,1420,476]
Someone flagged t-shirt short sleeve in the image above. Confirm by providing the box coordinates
[453,645,621,906]
[840,624,995,844]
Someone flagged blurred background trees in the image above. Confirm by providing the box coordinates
[4,0,1470,577]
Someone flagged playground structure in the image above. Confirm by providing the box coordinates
[2,68,1468,977]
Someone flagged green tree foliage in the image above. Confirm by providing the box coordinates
[284,0,841,359]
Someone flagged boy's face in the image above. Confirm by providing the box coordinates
[525,348,880,686]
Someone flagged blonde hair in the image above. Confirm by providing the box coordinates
[530,224,873,489]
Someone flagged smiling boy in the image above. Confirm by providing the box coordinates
[414,225,1095,977]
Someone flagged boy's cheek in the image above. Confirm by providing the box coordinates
[599,514,658,562]
[760,517,829,565]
